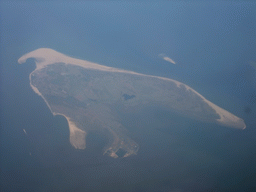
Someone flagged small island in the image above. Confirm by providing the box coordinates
[18,48,246,158]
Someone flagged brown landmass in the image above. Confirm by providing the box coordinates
[18,48,246,158]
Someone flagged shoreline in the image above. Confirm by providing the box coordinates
[29,70,87,148]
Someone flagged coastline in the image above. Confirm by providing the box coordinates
[29,69,87,149]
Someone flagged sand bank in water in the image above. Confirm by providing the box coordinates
[18,48,246,144]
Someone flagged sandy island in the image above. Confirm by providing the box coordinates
[18,48,246,149]
[158,53,176,64]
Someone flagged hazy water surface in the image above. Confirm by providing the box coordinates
[1,2,256,192]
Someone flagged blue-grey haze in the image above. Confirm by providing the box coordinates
[1,1,256,192]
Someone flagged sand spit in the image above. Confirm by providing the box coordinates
[163,56,176,64]
[158,53,176,64]
[18,48,246,129]
[60,115,86,149]
[23,129,27,135]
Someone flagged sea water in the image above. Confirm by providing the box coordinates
[1,1,256,191]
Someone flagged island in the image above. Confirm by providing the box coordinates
[158,53,176,64]
[18,48,246,158]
